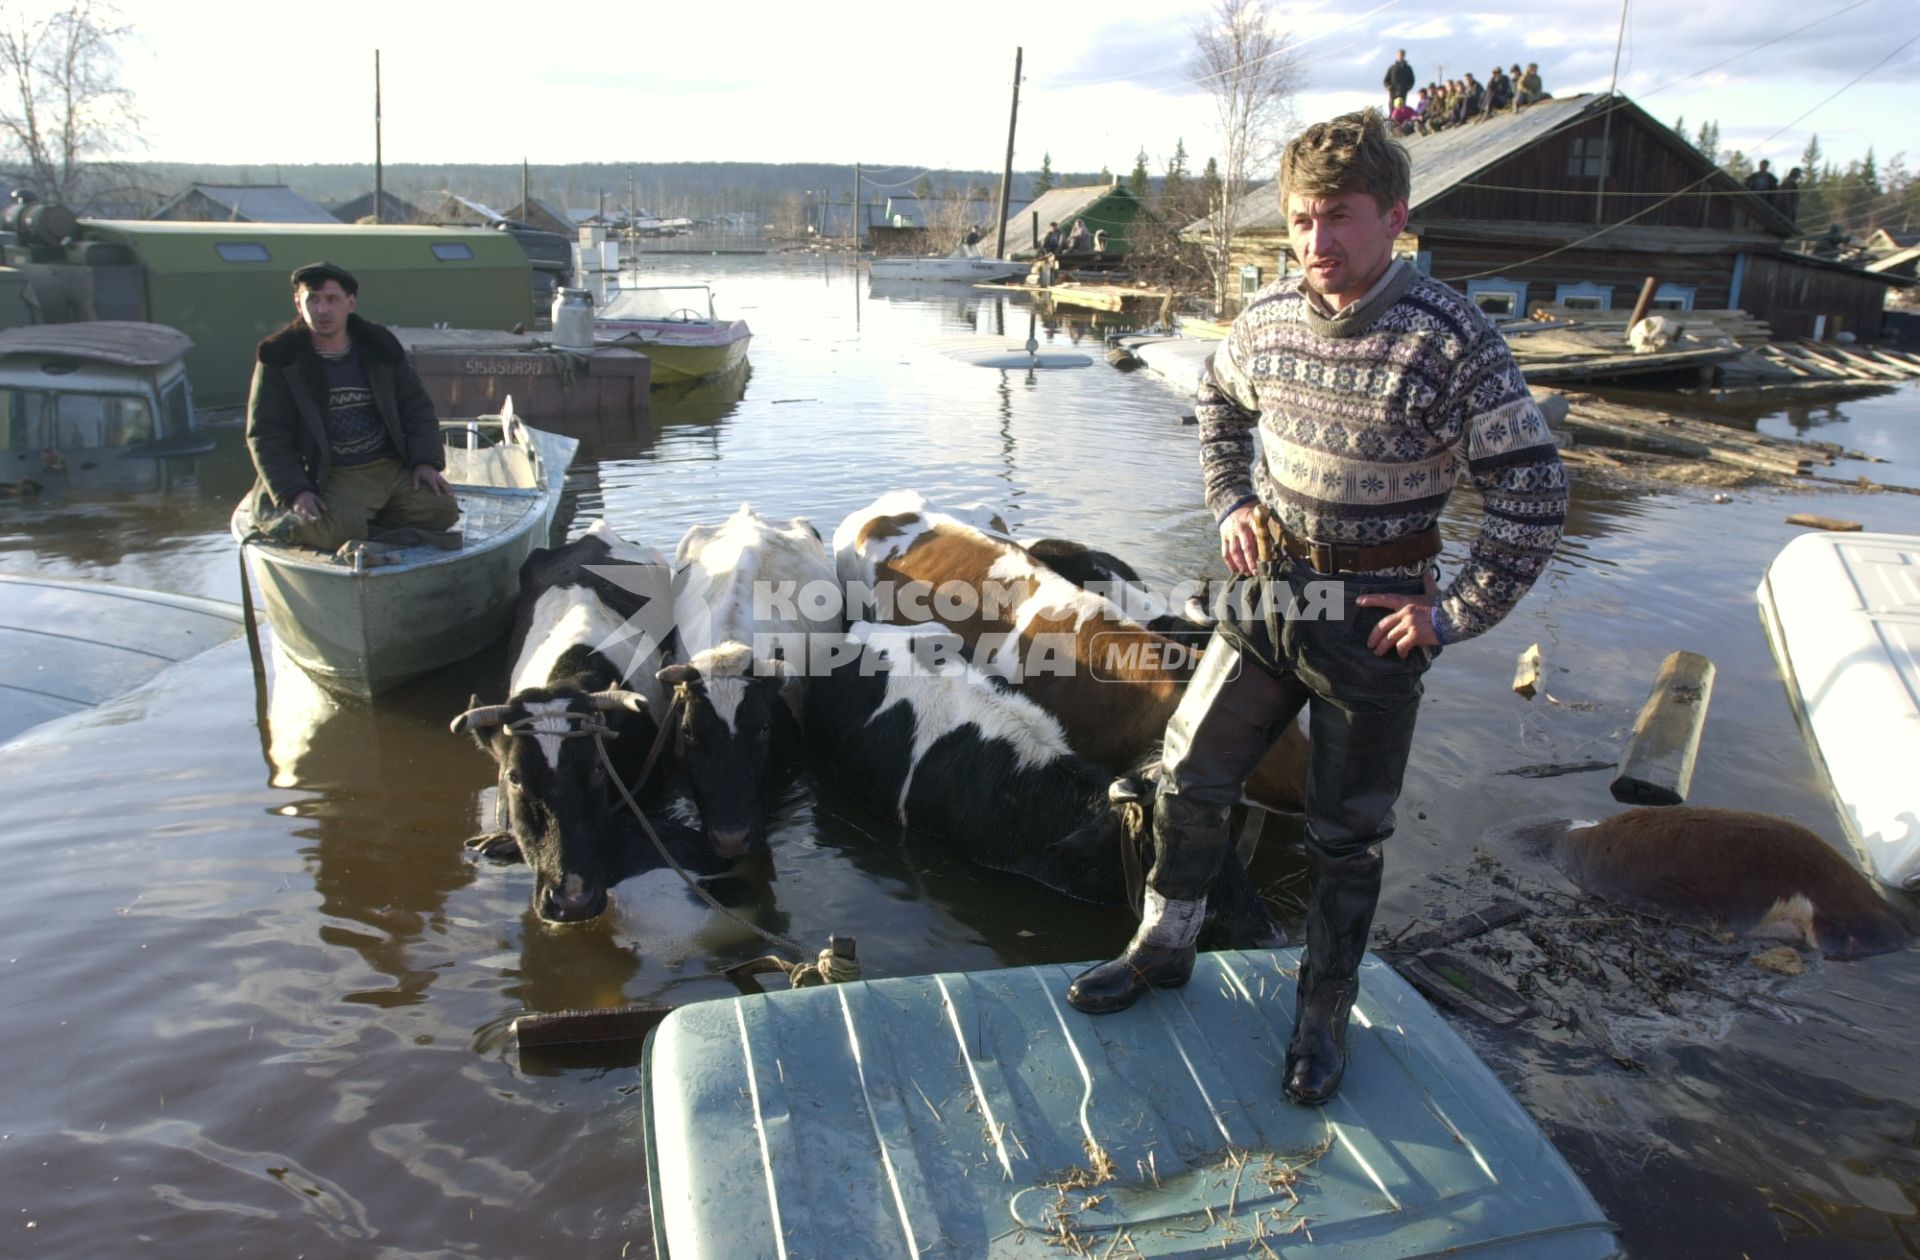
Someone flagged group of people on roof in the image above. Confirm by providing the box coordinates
[1382,50,1548,137]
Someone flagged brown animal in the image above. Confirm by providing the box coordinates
[832,491,1309,811]
[1506,808,1910,960]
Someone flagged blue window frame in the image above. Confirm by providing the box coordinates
[1466,278,1528,319]
[1555,281,1612,311]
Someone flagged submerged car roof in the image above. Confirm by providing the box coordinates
[0,321,194,370]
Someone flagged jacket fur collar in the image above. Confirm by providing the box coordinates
[257,313,404,367]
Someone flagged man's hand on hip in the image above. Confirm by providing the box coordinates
[291,490,325,523]
[412,464,452,496]
[1219,503,1262,577]
[1357,593,1440,657]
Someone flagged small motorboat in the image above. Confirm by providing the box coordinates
[640,949,1620,1259]
[232,401,578,699]
[869,244,1026,283]
[594,283,751,385]
[1757,530,1920,890]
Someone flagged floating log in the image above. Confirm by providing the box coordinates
[1392,901,1530,954]
[1513,643,1543,699]
[1611,650,1716,806]
[512,1004,673,1049]
[1785,513,1863,531]
[1395,950,1533,1025]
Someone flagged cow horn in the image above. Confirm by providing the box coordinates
[588,689,649,714]
[1107,777,1144,804]
[656,662,699,686]
[451,703,516,734]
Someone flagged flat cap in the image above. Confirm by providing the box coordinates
[290,260,359,295]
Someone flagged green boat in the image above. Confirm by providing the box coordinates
[641,949,1619,1259]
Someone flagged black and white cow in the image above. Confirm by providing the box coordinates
[453,520,702,923]
[661,504,842,854]
[804,621,1275,946]
[1020,536,1215,647]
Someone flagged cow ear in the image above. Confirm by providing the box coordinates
[657,662,699,687]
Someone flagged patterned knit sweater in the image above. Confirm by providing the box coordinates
[1198,261,1568,643]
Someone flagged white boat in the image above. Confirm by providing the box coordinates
[232,403,578,699]
[1757,530,1920,890]
[594,283,751,385]
[868,245,1027,283]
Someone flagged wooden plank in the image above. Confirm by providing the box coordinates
[1813,342,1910,381]
[1770,343,1853,379]
[1611,650,1715,807]
[1785,513,1863,531]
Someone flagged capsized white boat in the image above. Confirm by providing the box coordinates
[1757,530,1920,890]
[594,283,751,385]
[232,401,578,699]
[868,244,1026,283]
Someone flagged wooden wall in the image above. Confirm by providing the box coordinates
[1422,236,1737,311]
[1422,112,1775,234]
[1740,254,1887,341]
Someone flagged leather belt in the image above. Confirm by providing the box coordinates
[1267,520,1442,575]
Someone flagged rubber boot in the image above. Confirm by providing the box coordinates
[1283,843,1383,1105]
[1066,888,1203,1014]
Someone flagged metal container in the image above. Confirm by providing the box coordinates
[550,287,594,351]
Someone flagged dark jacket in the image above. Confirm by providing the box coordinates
[1384,59,1415,98]
[245,313,443,508]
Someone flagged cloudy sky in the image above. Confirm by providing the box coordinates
[94,0,1916,176]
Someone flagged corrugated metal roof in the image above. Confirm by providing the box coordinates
[990,183,1143,257]
[0,320,193,367]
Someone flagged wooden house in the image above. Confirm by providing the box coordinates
[330,190,425,225]
[1190,94,1898,339]
[989,183,1150,259]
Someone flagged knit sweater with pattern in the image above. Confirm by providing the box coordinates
[1198,261,1568,643]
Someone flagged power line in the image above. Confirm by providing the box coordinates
[1437,27,1920,283]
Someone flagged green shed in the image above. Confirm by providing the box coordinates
[74,221,533,406]
[989,184,1152,259]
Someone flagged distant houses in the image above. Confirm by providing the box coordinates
[1185,93,1902,340]
[151,184,337,224]
[330,190,425,225]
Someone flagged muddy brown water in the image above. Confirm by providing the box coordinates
[3,255,1918,1257]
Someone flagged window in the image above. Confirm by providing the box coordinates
[54,393,154,450]
[1239,264,1262,297]
[431,242,476,261]
[0,388,52,451]
[215,242,271,263]
[1555,281,1613,311]
[1466,279,1528,319]
[161,378,192,439]
[1650,283,1696,312]
[1567,136,1612,178]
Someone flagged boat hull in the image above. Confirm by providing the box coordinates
[1757,530,1920,890]
[594,320,751,385]
[234,422,578,699]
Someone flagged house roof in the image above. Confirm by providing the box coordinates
[330,189,424,224]
[156,183,338,224]
[430,193,510,226]
[879,195,1034,227]
[1197,93,1794,238]
[989,183,1142,256]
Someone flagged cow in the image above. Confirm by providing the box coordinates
[661,504,841,855]
[805,621,1275,946]
[1020,535,1215,646]
[833,490,1308,812]
[452,520,704,923]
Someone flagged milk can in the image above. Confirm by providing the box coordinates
[550,288,595,352]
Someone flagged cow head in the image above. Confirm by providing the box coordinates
[657,644,794,859]
[452,687,657,923]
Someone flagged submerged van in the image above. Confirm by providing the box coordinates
[0,321,206,493]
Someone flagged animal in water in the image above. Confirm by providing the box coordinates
[663,504,840,855]
[834,490,1307,810]
[805,621,1274,947]
[1020,535,1215,646]
[1505,807,1910,960]
[453,520,702,923]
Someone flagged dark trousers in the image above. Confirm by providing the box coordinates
[1150,566,1433,901]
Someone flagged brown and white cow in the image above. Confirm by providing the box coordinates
[832,491,1308,811]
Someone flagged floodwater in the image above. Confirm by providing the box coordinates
[3,253,1919,1258]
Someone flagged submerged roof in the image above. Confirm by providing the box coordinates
[0,321,193,367]
[155,184,338,224]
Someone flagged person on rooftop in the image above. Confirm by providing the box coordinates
[1484,66,1513,115]
[1745,159,1780,197]
[1383,49,1415,115]
[1517,63,1546,106]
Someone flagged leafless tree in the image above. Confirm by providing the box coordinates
[1190,0,1303,310]
[0,0,141,211]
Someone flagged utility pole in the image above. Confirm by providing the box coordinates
[522,158,530,216]
[852,161,861,249]
[373,50,384,224]
[993,46,1023,261]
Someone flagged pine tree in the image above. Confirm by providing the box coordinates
[1099,163,1113,184]
[1129,148,1151,199]
[1695,120,1720,163]
[1164,139,1189,211]
[1673,116,1687,147]
[1202,156,1222,206]
[1034,152,1054,196]
[913,174,933,200]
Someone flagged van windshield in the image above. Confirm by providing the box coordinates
[53,393,156,450]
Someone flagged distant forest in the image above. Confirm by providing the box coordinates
[113,161,1114,220]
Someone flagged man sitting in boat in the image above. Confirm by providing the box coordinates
[242,261,458,553]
